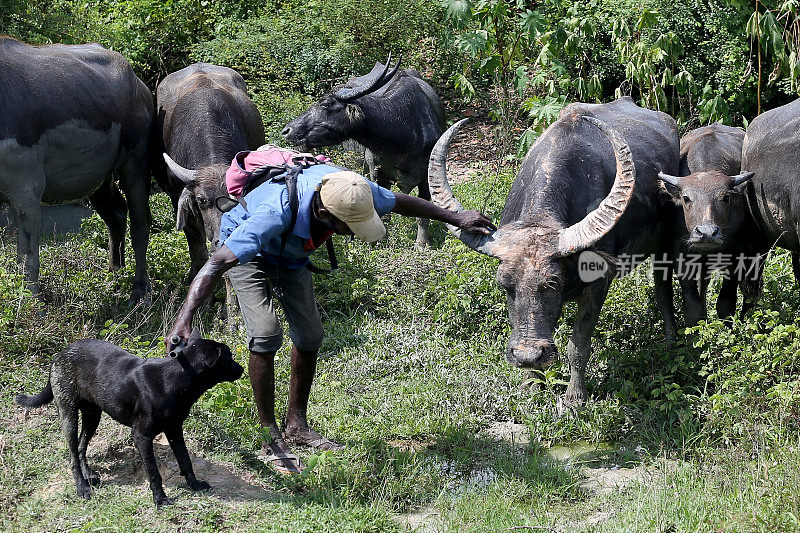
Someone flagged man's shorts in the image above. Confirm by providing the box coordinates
[227,260,323,353]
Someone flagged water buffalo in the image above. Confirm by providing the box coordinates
[656,124,761,319]
[0,37,152,299]
[282,56,445,248]
[429,97,684,405]
[741,98,800,285]
[155,63,265,277]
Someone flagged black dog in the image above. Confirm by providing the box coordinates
[16,335,243,507]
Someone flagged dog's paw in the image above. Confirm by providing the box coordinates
[77,484,92,500]
[154,494,174,508]
[188,479,211,492]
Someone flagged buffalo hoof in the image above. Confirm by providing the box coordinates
[518,371,543,393]
[127,281,151,305]
[414,238,431,251]
[562,385,587,412]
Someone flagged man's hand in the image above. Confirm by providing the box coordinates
[165,320,192,351]
[450,209,496,235]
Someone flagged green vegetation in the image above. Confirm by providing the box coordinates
[5,0,800,140]
[3,0,800,530]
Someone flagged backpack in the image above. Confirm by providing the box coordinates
[215,146,338,273]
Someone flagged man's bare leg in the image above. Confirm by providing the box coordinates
[249,350,303,473]
[282,345,343,450]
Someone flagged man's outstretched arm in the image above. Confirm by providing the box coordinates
[165,245,239,350]
[391,192,496,234]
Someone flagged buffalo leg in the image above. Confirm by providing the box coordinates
[653,262,678,342]
[793,252,800,286]
[89,182,127,271]
[680,276,706,326]
[224,273,238,328]
[415,178,432,249]
[739,260,765,318]
[564,281,608,407]
[182,212,209,281]
[716,273,739,321]
[9,191,43,295]
[117,156,151,300]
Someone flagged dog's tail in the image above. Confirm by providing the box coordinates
[15,379,54,408]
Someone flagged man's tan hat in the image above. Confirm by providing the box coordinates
[320,171,386,242]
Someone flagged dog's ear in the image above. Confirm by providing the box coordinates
[186,340,222,372]
[187,327,201,344]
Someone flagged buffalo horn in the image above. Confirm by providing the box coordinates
[555,116,636,256]
[334,53,401,101]
[657,172,682,188]
[730,171,754,187]
[163,153,197,184]
[426,118,502,257]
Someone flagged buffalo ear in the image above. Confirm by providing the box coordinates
[176,188,194,231]
[346,103,365,124]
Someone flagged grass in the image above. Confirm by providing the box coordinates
[2,173,800,531]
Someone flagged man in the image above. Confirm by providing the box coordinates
[166,162,494,474]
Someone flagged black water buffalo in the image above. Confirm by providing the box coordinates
[741,98,800,285]
[154,63,264,277]
[656,124,761,319]
[0,37,152,299]
[282,57,445,248]
[429,97,684,405]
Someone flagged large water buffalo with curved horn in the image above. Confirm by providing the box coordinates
[154,63,265,277]
[656,124,763,320]
[429,97,684,405]
[282,55,445,248]
[0,37,152,299]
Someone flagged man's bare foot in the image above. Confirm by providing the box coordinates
[283,426,344,451]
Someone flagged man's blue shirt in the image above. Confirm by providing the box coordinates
[219,164,396,267]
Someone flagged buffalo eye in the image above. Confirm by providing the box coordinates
[721,193,730,203]
[682,195,691,205]
[196,196,209,207]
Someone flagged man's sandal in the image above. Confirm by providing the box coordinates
[258,449,304,475]
[306,437,344,451]
[283,430,345,451]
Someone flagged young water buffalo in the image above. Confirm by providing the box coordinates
[282,56,445,248]
[0,37,152,299]
[741,98,800,285]
[429,97,688,405]
[657,124,761,319]
[154,63,265,277]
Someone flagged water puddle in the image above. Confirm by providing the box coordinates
[399,505,441,532]
[547,441,614,463]
[484,421,651,495]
